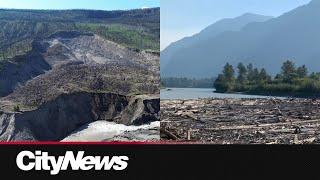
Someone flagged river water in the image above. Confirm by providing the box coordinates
[61,121,160,142]
[160,88,285,100]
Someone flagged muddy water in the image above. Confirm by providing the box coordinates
[61,121,160,142]
[161,88,285,100]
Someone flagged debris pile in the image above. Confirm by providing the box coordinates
[160,98,320,144]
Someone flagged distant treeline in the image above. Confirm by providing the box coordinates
[214,60,320,97]
[161,77,215,88]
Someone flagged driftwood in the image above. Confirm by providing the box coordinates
[187,130,191,140]
[205,119,320,131]
[161,98,320,144]
[256,117,280,124]
[160,128,178,140]
[268,129,294,133]
[186,129,200,140]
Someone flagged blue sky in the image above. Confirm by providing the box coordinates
[0,0,159,10]
[161,0,312,50]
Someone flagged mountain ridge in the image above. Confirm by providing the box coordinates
[161,13,273,73]
[161,0,319,78]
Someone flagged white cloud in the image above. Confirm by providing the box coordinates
[141,6,149,9]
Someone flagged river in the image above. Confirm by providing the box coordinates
[61,121,160,142]
[160,88,286,100]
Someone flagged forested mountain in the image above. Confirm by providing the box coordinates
[0,8,160,60]
[161,13,272,72]
[161,0,320,78]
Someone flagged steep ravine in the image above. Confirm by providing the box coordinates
[0,92,159,141]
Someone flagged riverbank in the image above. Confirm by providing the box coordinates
[160,98,320,144]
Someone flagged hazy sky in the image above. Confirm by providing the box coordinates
[161,0,312,50]
[0,0,159,10]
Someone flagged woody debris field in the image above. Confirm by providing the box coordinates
[160,98,320,144]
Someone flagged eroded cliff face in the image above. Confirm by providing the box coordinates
[0,92,159,141]
[115,95,160,125]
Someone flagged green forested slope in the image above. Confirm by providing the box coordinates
[0,8,160,60]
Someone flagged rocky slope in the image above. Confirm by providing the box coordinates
[0,31,159,97]
[0,50,51,97]
[0,31,160,142]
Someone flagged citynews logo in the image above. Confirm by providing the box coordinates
[16,151,129,175]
